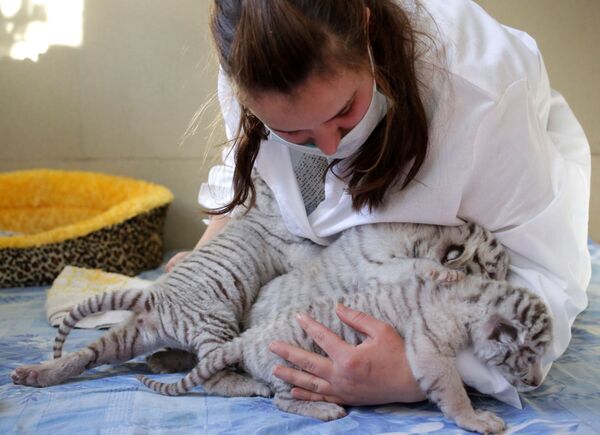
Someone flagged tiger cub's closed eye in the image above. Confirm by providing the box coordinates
[443,245,465,263]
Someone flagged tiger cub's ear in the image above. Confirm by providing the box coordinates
[484,314,519,345]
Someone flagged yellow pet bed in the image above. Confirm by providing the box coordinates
[0,169,173,288]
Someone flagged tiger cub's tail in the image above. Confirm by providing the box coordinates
[53,288,152,359]
[137,338,243,396]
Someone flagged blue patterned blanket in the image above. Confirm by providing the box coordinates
[2,244,600,434]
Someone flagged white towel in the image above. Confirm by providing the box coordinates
[46,266,152,328]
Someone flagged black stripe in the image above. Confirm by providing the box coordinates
[118,291,127,309]
[512,292,524,315]
[468,293,482,304]
[493,294,506,307]
[127,292,142,311]
[233,276,248,312]
[519,303,531,325]
[531,327,547,342]
[73,304,83,320]
[86,345,100,368]
[424,375,441,396]
[412,239,423,258]
[63,317,75,328]
[416,292,443,353]
[130,327,140,352]
[87,296,94,314]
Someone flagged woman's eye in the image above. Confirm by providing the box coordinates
[338,104,353,117]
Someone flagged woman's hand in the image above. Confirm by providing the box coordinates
[165,251,191,272]
[269,304,426,406]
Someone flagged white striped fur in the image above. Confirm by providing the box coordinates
[139,260,552,433]
[245,221,508,329]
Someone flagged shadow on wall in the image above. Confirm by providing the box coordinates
[0,0,83,61]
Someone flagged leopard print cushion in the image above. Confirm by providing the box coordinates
[0,205,168,288]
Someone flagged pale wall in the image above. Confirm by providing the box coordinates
[474,0,599,241]
[0,0,223,249]
[1,1,598,249]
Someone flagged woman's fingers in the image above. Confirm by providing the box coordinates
[165,251,190,272]
[269,340,332,378]
[296,313,354,360]
[272,364,334,396]
[290,387,343,404]
[335,304,394,339]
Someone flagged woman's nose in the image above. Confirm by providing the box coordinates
[313,125,342,156]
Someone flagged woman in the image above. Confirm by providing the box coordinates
[169,0,591,408]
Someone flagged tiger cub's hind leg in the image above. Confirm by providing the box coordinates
[12,347,98,387]
[203,369,272,397]
[273,391,346,421]
[12,314,162,387]
[145,349,272,397]
[146,348,198,374]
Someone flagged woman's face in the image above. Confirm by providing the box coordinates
[244,67,374,156]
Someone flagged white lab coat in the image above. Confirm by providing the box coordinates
[198,0,591,408]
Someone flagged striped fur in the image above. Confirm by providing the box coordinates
[138,259,552,432]
[52,288,148,359]
[12,174,319,395]
[245,221,508,328]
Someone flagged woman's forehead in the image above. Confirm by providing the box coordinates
[243,69,369,131]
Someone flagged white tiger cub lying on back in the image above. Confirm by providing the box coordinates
[11,177,552,434]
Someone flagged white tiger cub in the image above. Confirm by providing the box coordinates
[244,221,508,330]
[139,259,552,434]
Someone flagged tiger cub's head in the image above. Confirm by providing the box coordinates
[440,223,509,280]
[473,289,553,391]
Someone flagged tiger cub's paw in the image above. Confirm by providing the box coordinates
[428,269,465,284]
[11,361,65,387]
[203,370,272,397]
[274,393,347,421]
[454,409,506,434]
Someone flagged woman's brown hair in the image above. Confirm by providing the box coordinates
[209,0,430,214]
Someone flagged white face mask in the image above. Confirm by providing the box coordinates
[266,81,389,159]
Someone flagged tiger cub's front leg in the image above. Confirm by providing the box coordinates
[12,313,162,387]
[407,341,505,434]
